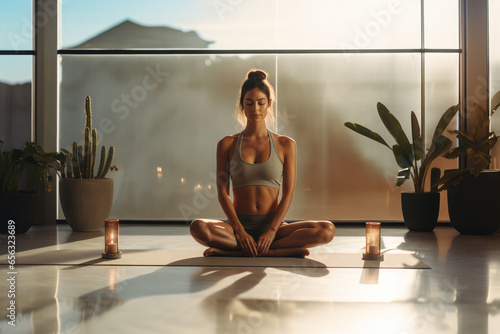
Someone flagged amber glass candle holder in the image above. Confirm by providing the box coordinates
[102,219,122,259]
[362,222,384,261]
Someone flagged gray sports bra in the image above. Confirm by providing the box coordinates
[229,130,283,190]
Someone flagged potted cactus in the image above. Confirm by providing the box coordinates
[58,96,117,232]
[345,102,460,231]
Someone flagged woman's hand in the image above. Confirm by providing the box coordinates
[256,228,277,256]
[233,228,258,257]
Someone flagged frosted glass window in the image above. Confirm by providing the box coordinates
[424,0,459,49]
[0,1,32,50]
[277,54,420,221]
[58,55,276,220]
[59,54,436,221]
[58,53,464,221]
[60,0,420,50]
[424,53,459,220]
[0,56,32,148]
[490,0,500,169]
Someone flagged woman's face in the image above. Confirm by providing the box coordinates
[242,88,269,123]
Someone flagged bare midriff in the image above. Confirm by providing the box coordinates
[232,185,279,215]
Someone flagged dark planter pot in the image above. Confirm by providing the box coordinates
[0,192,41,234]
[59,178,113,232]
[447,170,500,235]
[401,192,440,232]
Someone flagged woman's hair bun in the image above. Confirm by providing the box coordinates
[247,70,267,81]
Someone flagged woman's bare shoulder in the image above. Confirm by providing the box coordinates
[274,133,296,149]
[217,134,239,150]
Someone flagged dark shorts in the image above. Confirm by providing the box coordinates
[233,212,286,240]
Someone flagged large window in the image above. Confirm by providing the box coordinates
[58,0,461,221]
[0,1,33,149]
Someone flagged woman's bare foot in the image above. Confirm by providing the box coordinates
[204,248,249,257]
[203,247,309,258]
[263,247,309,258]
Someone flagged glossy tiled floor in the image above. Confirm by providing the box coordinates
[1,224,500,334]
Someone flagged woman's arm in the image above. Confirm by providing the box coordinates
[216,137,258,256]
[256,136,297,255]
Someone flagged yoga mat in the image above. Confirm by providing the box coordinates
[0,246,430,269]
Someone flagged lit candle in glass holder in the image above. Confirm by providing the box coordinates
[362,222,384,261]
[102,219,121,259]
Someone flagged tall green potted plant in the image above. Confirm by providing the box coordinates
[492,90,500,114]
[435,103,499,234]
[57,96,117,232]
[345,102,460,231]
[0,142,62,233]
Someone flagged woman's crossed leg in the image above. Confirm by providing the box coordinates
[190,219,335,257]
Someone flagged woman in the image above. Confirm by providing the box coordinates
[190,69,335,257]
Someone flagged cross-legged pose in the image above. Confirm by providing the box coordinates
[190,69,335,257]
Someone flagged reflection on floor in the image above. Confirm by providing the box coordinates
[1,224,500,334]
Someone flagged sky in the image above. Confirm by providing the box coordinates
[0,0,32,84]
